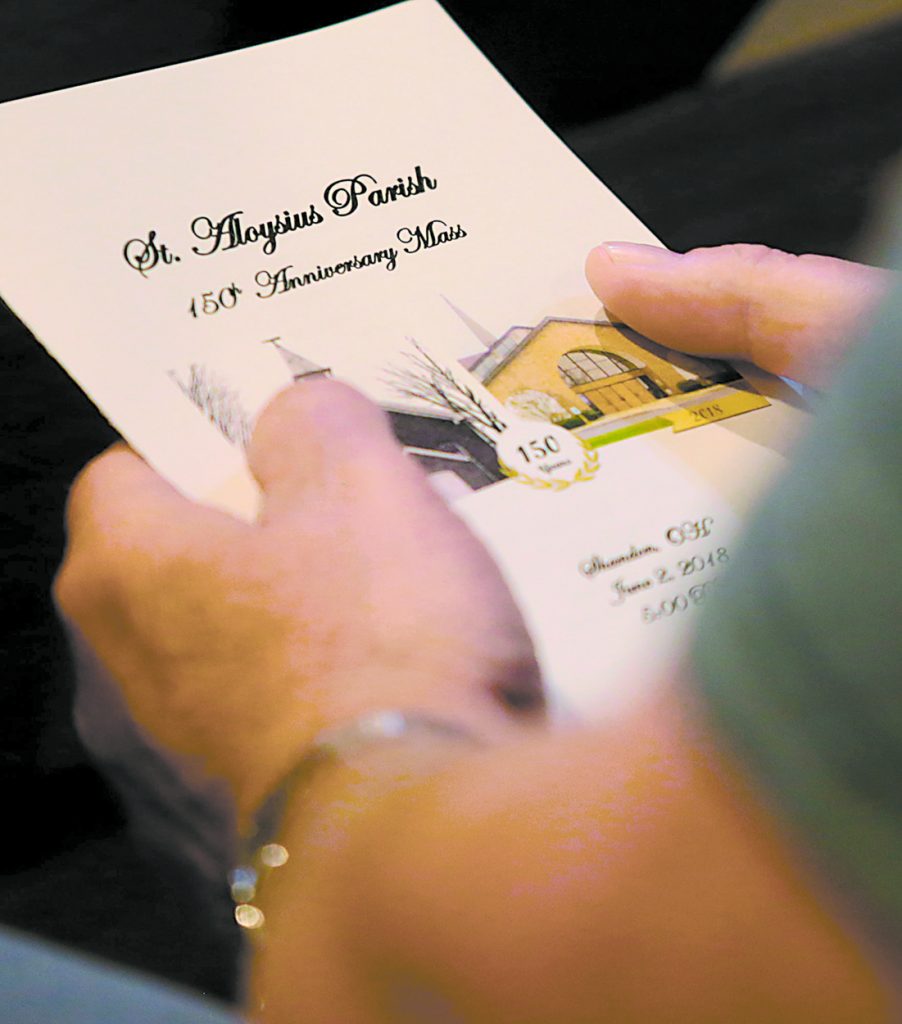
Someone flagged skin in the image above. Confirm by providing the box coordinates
[57,384,544,825]
[585,241,891,387]
[55,242,895,1020]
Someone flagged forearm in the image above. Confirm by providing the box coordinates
[249,721,492,1022]
[231,654,544,1020]
[248,685,888,1023]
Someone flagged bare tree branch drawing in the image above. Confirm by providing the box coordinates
[168,363,252,448]
[385,341,506,438]
[506,389,569,423]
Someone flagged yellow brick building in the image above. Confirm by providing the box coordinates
[467,318,727,421]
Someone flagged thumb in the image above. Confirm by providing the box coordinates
[247,379,415,522]
[585,242,890,388]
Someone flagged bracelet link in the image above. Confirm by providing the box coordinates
[229,710,482,934]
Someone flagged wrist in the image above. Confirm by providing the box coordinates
[226,654,545,826]
[231,710,487,941]
[243,711,496,1020]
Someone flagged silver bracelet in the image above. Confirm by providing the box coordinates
[229,710,483,932]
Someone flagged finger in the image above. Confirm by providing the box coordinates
[63,442,240,559]
[57,445,183,616]
[585,242,891,387]
[247,379,419,522]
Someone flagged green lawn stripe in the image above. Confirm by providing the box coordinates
[585,416,671,448]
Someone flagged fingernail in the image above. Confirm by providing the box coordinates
[598,242,680,266]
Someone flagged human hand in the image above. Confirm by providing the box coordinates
[54,381,543,823]
[585,242,892,388]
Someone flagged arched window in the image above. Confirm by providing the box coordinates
[558,349,636,388]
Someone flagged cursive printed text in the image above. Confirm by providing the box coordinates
[665,517,714,545]
[642,580,718,623]
[397,219,467,253]
[323,166,437,217]
[123,230,180,276]
[255,247,398,298]
[580,543,659,578]
[190,206,323,258]
[610,576,654,605]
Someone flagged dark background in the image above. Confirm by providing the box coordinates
[1,0,761,125]
[1,0,900,1004]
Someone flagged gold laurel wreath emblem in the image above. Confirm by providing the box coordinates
[499,443,599,491]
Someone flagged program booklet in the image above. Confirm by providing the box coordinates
[0,0,808,719]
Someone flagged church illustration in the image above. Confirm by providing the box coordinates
[267,338,504,499]
[460,317,747,435]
